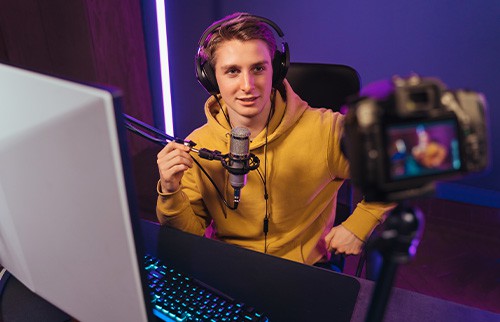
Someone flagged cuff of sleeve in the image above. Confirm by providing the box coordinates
[341,201,394,241]
[156,180,187,212]
[156,180,180,196]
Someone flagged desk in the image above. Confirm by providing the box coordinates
[143,220,499,322]
[1,220,498,322]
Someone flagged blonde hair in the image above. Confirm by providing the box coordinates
[199,12,277,68]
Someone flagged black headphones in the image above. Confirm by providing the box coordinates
[195,14,290,95]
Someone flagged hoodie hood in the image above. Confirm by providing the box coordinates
[203,80,309,150]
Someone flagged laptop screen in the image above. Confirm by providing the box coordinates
[0,63,152,321]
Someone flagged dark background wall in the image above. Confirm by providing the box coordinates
[165,0,500,207]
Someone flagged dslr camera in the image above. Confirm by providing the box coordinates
[343,75,489,202]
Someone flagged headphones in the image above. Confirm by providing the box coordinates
[195,14,290,95]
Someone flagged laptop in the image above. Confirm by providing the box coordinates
[0,62,360,322]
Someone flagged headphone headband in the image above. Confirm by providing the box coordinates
[195,14,290,95]
[197,14,285,48]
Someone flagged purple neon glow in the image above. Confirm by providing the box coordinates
[156,0,174,135]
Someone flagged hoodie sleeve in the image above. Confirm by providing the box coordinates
[327,112,351,179]
[341,200,394,241]
[156,165,212,236]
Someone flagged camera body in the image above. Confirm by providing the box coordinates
[343,75,489,202]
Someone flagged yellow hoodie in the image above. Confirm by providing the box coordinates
[157,81,393,265]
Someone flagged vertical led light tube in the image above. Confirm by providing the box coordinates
[155,0,174,135]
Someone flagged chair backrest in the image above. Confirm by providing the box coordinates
[286,62,361,113]
[286,62,361,225]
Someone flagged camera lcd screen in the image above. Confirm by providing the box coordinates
[386,119,461,181]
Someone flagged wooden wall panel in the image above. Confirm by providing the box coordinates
[38,0,97,81]
[83,0,153,123]
[82,0,155,158]
[0,0,97,81]
[0,0,154,144]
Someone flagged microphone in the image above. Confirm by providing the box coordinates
[228,127,251,203]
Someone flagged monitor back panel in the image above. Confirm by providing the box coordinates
[0,63,149,322]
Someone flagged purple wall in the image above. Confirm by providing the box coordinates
[165,0,500,206]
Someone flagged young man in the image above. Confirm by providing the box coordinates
[156,13,393,267]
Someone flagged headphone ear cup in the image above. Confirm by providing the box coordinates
[195,55,219,95]
[272,42,290,88]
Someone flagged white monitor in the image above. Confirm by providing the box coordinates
[0,63,150,321]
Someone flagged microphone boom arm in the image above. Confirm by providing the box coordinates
[124,113,222,161]
[124,113,260,169]
[124,113,260,212]
[123,113,196,148]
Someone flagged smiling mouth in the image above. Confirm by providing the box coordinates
[238,97,258,103]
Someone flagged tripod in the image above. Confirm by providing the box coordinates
[365,203,425,322]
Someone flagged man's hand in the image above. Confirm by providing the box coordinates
[157,141,193,193]
[325,225,364,255]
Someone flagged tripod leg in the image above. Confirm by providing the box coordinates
[365,260,399,322]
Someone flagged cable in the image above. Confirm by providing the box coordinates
[214,95,233,128]
[190,156,238,213]
[261,93,275,253]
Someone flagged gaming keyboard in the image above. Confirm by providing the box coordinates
[144,254,270,321]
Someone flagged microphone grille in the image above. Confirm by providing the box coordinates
[231,126,251,139]
[230,127,250,157]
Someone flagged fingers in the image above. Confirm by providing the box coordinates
[336,245,362,256]
[330,242,362,256]
[325,229,335,252]
[157,142,193,193]
[325,226,364,256]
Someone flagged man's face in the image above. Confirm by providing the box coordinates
[213,39,274,123]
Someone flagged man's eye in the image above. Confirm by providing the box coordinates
[226,68,238,75]
[254,66,265,73]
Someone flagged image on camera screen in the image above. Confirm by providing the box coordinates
[386,119,462,181]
